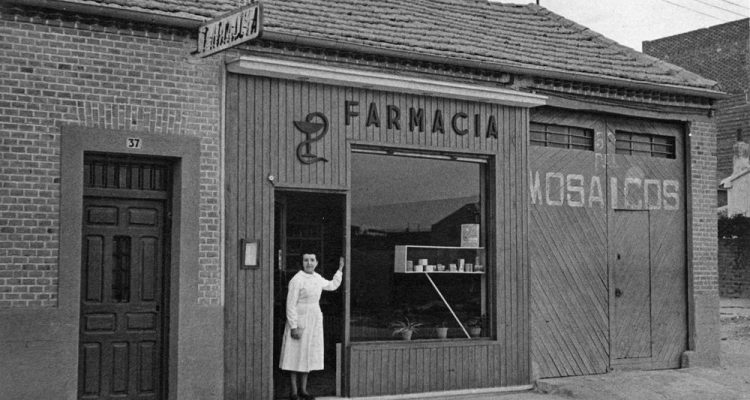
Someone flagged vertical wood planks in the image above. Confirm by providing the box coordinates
[225,74,530,397]
[529,109,687,378]
[346,343,515,396]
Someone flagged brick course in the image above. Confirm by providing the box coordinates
[719,238,750,297]
[0,6,222,307]
[689,120,719,293]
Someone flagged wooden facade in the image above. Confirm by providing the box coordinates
[224,74,531,398]
[529,108,687,378]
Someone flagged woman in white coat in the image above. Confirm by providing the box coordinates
[279,253,343,400]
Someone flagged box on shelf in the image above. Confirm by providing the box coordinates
[394,245,485,274]
[460,224,480,247]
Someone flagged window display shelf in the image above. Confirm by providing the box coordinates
[393,245,487,339]
[394,245,486,274]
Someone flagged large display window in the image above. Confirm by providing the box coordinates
[350,149,491,342]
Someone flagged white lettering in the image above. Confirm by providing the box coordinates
[644,179,662,210]
[545,172,564,206]
[610,177,618,209]
[529,170,543,205]
[624,178,643,209]
[528,170,680,211]
[589,176,605,208]
[663,180,679,210]
[566,174,585,207]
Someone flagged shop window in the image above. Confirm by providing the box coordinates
[530,122,594,151]
[615,131,676,159]
[350,149,490,342]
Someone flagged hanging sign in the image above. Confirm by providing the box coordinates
[196,3,263,58]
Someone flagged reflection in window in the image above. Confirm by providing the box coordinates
[350,151,489,342]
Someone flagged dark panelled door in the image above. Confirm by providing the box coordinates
[610,210,652,359]
[79,197,166,400]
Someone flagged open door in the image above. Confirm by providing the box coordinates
[273,191,345,399]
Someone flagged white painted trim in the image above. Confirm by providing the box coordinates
[226,56,547,108]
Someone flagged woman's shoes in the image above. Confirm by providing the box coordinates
[289,394,299,400]
[298,393,315,400]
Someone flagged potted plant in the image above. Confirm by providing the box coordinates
[466,314,486,337]
[435,321,449,339]
[391,316,422,340]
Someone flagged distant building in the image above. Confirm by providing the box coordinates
[643,18,750,210]
[720,141,750,215]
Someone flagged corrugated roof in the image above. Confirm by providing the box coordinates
[53,0,720,92]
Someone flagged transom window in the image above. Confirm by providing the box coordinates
[530,123,594,151]
[615,131,676,159]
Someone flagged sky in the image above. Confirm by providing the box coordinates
[496,0,749,51]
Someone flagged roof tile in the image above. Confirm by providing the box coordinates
[58,0,719,91]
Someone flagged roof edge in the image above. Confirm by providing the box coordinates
[5,0,205,29]
[261,32,727,100]
[6,0,728,100]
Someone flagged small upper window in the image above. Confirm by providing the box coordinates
[615,131,676,159]
[530,123,594,151]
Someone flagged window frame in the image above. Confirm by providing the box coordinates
[530,122,595,151]
[614,130,676,159]
[347,145,496,344]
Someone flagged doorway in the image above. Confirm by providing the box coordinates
[273,190,345,399]
[78,155,171,400]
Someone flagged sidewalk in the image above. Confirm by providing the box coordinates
[322,298,750,400]
[531,297,750,400]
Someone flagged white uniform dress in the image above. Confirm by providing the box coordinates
[279,269,342,372]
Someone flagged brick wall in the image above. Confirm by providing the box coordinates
[685,118,721,364]
[0,6,223,307]
[690,119,719,293]
[719,238,750,298]
[643,18,749,94]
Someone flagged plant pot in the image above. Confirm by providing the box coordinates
[469,327,482,337]
[435,327,448,339]
[400,331,413,340]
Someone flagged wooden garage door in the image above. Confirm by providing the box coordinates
[529,110,609,377]
[606,118,686,370]
[530,110,687,377]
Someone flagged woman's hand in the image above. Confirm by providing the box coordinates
[338,256,345,272]
[291,328,302,340]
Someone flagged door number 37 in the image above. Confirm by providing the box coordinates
[126,137,142,149]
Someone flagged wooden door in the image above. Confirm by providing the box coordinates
[606,118,686,369]
[610,210,652,359]
[528,110,609,377]
[79,197,167,400]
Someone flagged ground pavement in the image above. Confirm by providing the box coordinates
[321,298,750,400]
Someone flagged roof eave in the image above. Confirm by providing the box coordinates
[5,0,728,101]
[261,32,727,100]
